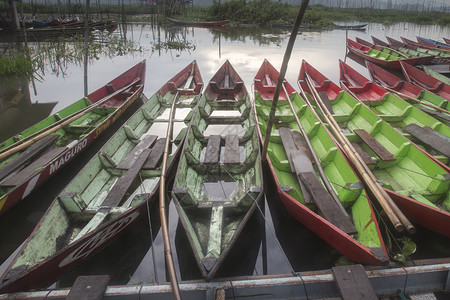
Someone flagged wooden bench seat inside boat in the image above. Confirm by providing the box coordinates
[279,127,357,234]
[404,124,450,157]
[354,129,396,162]
[332,264,378,300]
[202,135,240,164]
[117,135,158,169]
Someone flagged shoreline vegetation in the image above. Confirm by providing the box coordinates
[0,3,449,28]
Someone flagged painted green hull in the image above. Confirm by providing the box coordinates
[300,59,450,237]
[0,61,203,294]
[254,59,387,265]
[172,60,263,280]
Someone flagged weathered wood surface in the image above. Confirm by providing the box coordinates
[404,124,450,157]
[0,135,59,181]
[332,264,378,300]
[1,147,67,187]
[102,148,152,207]
[142,138,166,170]
[224,134,240,164]
[66,275,110,300]
[354,129,396,161]
[203,135,221,164]
[418,107,450,123]
[116,135,158,169]
[351,141,376,165]
[318,90,334,114]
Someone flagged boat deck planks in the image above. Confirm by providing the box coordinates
[116,135,158,170]
[142,138,166,169]
[404,124,450,157]
[66,275,110,300]
[354,129,396,161]
[418,106,450,123]
[1,147,67,187]
[203,135,221,164]
[279,127,356,234]
[224,134,240,164]
[332,264,378,300]
[318,90,334,114]
[0,135,59,181]
[101,148,152,207]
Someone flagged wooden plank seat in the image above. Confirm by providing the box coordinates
[354,129,396,162]
[0,135,59,182]
[404,124,450,157]
[0,147,67,187]
[203,135,221,164]
[101,148,153,207]
[116,135,158,169]
[351,142,376,165]
[224,134,240,164]
[142,138,166,170]
[279,127,356,234]
[67,275,110,300]
[417,106,450,123]
[332,264,378,300]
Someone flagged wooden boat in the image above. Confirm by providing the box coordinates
[444,38,450,45]
[0,60,146,216]
[422,65,450,85]
[167,17,230,27]
[417,36,450,51]
[400,61,450,101]
[171,60,263,280]
[254,59,388,265]
[333,23,367,30]
[401,36,450,56]
[355,37,410,58]
[0,61,203,294]
[299,60,450,238]
[346,38,434,69]
[338,59,450,171]
[365,61,450,124]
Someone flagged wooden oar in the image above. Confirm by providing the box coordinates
[0,79,141,161]
[302,74,415,234]
[384,87,450,114]
[281,84,353,223]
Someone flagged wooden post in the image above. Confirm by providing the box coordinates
[10,0,20,29]
[261,0,310,160]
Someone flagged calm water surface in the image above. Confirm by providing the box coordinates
[1,21,450,290]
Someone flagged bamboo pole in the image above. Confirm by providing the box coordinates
[159,91,181,300]
[261,0,310,160]
[0,79,140,161]
[281,83,352,221]
[384,87,450,114]
[302,74,415,234]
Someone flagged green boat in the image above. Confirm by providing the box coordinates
[0,61,203,294]
[422,65,450,85]
[299,59,450,238]
[254,59,388,265]
[0,60,146,215]
[172,60,263,280]
[339,59,450,170]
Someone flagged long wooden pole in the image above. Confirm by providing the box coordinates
[261,0,310,160]
[302,74,415,234]
[0,79,140,161]
[281,84,352,221]
[384,87,450,114]
[159,91,181,300]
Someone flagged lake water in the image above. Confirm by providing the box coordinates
[1,21,450,290]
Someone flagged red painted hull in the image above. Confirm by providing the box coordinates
[400,61,450,101]
[0,61,146,216]
[346,39,434,69]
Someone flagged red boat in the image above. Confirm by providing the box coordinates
[346,38,434,69]
[0,61,203,294]
[254,59,388,265]
[416,36,450,51]
[400,61,450,101]
[338,59,450,172]
[444,37,450,45]
[371,36,390,47]
[0,61,146,215]
[299,60,450,238]
[365,61,450,116]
